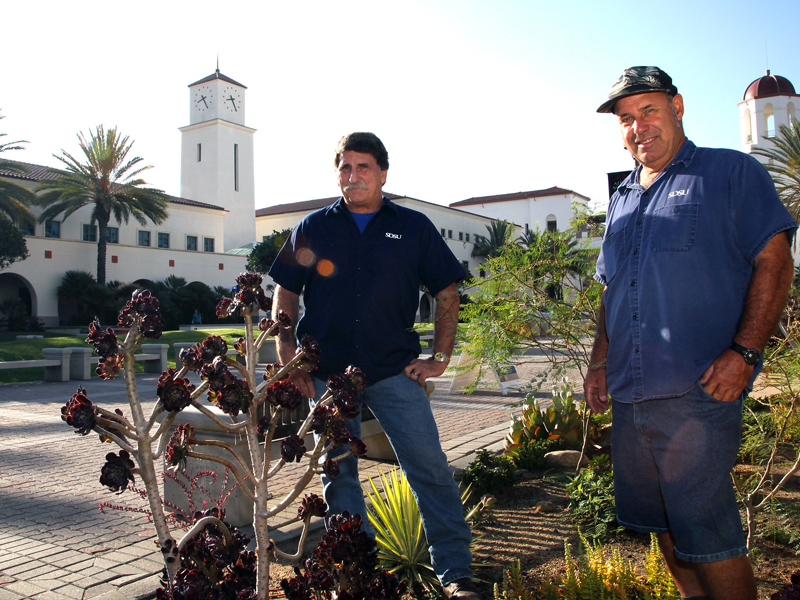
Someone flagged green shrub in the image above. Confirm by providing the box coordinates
[461,449,518,496]
[509,438,566,471]
[566,455,618,542]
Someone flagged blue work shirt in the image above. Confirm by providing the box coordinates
[269,197,467,384]
[596,140,797,403]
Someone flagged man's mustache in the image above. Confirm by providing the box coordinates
[344,182,369,191]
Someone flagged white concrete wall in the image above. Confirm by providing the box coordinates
[452,193,581,235]
[5,236,247,326]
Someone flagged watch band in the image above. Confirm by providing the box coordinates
[730,342,760,366]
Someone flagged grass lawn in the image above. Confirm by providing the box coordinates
[0,328,247,384]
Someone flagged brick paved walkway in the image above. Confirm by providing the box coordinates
[0,356,558,600]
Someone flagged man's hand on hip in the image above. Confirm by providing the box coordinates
[404,358,446,387]
[583,367,609,414]
[287,369,316,399]
[699,349,754,402]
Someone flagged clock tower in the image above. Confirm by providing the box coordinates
[180,68,256,251]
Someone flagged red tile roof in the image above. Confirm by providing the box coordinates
[0,159,227,211]
[449,186,589,207]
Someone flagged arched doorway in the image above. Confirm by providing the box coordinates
[0,273,37,330]
[419,293,432,323]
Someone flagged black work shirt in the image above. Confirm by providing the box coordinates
[269,197,466,384]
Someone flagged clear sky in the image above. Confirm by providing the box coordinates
[3,0,799,213]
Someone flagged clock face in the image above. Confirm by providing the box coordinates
[222,86,242,113]
[194,85,213,112]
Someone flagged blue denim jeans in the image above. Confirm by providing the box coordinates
[612,382,748,562]
[311,371,473,585]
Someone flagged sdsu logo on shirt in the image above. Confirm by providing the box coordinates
[385,232,402,239]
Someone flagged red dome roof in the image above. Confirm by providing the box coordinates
[744,70,796,100]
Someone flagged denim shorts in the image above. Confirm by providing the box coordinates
[611,382,748,562]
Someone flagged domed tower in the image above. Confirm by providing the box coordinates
[738,70,798,160]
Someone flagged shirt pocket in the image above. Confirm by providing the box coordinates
[650,202,698,252]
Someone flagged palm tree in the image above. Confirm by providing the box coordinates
[472,220,514,259]
[35,126,169,284]
[0,113,36,224]
[752,117,800,221]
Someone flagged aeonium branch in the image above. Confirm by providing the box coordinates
[265,468,317,518]
[152,413,178,460]
[193,438,255,483]
[145,401,165,434]
[185,451,256,502]
[272,518,314,561]
[177,515,233,552]
[190,380,210,401]
[94,407,136,433]
[92,425,137,454]
[189,399,246,433]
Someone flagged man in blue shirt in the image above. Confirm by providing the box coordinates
[584,67,796,600]
[269,133,479,600]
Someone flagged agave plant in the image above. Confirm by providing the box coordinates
[504,383,583,456]
[363,469,481,593]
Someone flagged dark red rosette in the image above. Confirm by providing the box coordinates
[99,449,136,492]
[265,379,304,410]
[327,416,350,445]
[310,405,332,435]
[209,378,252,416]
[344,366,367,392]
[199,336,228,362]
[256,416,271,437]
[296,335,320,371]
[234,337,246,355]
[61,387,96,435]
[216,297,233,319]
[280,434,307,463]
[297,493,328,521]
[348,435,367,458]
[276,311,292,329]
[165,424,195,468]
[332,389,359,419]
[179,345,204,372]
[322,458,340,479]
[255,287,271,313]
[263,363,283,381]
[236,272,263,289]
[86,318,118,358]
[157,369,195,412]
[96,355,124,380]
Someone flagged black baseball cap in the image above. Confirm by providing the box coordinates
[597,66,679,114]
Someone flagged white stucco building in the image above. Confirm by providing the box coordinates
[0,69,254,326]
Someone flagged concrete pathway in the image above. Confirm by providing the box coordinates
[0,356,556,600]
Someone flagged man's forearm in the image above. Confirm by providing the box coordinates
[433,283,460,357]
[589,288,609,370]
[272,285,300,364]
[735,232,794,351]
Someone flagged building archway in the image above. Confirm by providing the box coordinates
[419,293,433,323]
[0,273,37,330]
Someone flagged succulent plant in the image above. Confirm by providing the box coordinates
[298,493,328,521]
[504,394,583,454]
[157,369,195,412]
[99,450,136,493]
[265,379,304,410]
[281,434,307,463]
[61,387,96,435]
[86,318,118,358]
[165,424,195,469]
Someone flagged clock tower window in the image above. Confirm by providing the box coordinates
[234,144,239,192]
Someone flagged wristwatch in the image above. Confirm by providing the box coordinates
[730,342,761,366]
[432,351,450,364]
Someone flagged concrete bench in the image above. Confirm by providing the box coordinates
[67,344,168,380]
[0,348,72,382]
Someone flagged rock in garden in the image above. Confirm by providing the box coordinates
[544,450,587,469]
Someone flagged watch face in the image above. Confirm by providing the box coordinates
[194,85,213,112]
[222,86,242,113]
[743,349,760,365]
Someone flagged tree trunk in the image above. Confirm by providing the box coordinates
[96,217,108,286]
